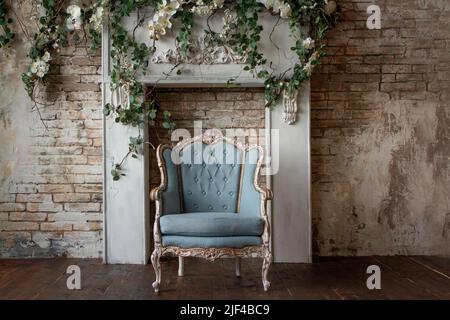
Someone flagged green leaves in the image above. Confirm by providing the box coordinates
[111,164,125,181]
[176,7,194,62]
[21,72,35,98]
[232,0,265,72]
[0,0,15,49]
[129,136,144,158]
[162,111,176,132]
[103,103,112,116]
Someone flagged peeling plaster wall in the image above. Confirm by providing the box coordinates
[311,0,450,255]
[0,3,103,258]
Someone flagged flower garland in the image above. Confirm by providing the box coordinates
[0,0,338,180]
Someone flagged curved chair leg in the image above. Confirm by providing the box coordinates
[262,250,272,291]
[178,256,184,277]
[151,248,162,293]
[235,257,241,277]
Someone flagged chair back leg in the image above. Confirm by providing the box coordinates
[235,258,241,277]
[178,256,184,277]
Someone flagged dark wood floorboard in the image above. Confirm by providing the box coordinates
[0,256,448,300]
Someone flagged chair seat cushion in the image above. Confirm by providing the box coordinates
[162,235,262,248]
[160,212,264,237]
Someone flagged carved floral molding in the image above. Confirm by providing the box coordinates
[152,35,247,65]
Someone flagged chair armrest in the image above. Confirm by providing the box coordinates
[150,187,161,201]
[261,186,273,200]
[256,186,273,201]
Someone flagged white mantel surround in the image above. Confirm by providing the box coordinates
[102,10,311,264]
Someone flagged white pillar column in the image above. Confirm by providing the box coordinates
[271,82,312,263]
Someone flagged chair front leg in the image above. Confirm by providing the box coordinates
[151,247,162,293]
[262,249,272,291]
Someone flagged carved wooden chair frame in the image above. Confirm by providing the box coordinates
[149,132,273,292]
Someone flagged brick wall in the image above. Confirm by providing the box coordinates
[0,38,103,257]
[310,0,450,255]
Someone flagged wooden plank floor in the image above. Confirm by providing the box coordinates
[0,256,448,300]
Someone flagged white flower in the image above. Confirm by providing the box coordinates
[148,18,171,40]
[67,4,81,17]
[30,59,49,78]
[310,51,319,61]
[272,0,282,12]
[257,0,275,9]
[303,61,313,76]
[302,37,315,50]
[90,7,104,32]
[192,5,212,16]
[66,5,82,30]
[148,0,184,40]
[191,0,224,16]
[279,3,291,18]
[42,51,51,62]
[160,0,181,16]
[258,0,291,18]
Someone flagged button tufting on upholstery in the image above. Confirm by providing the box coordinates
[223,205,228,210]
[208,205,213,210]
[179,142,244,213]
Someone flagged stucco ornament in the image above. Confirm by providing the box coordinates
[282,88,299,125]
[152,8,246,65]
[152,35,247,65]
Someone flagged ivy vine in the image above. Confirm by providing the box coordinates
[0,0,15,48]
[0,0,338,180]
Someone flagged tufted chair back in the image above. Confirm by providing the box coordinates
[159,138,262,217]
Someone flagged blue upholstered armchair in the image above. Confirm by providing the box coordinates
[150,133,273,292]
